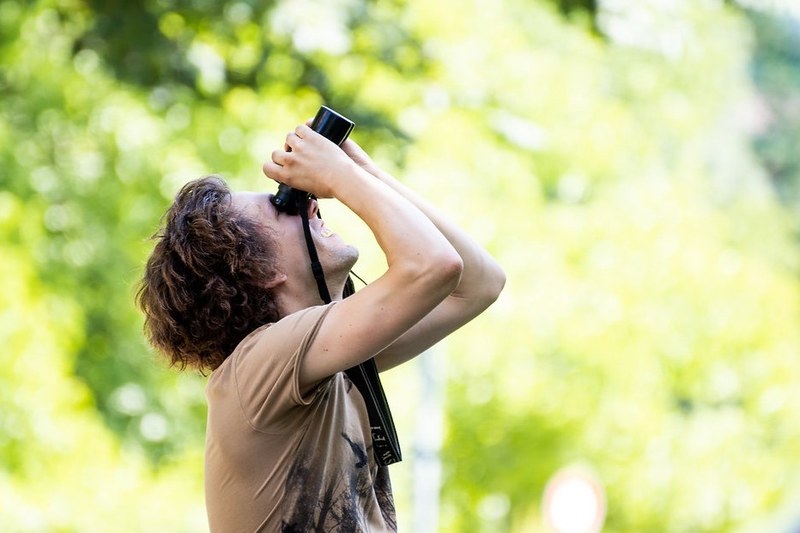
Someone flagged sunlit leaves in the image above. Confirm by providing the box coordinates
[387,1,800,531]
[3,0,800,531]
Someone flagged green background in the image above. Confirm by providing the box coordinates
[2,0,800,531]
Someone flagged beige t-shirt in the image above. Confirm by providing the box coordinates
[204,303,397,533]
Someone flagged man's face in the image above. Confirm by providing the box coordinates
[230,191,358,285]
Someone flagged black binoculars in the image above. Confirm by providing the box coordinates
[270,106,355,215]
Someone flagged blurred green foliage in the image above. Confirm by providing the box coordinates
[747,10,800,217]
[2,0,800,531]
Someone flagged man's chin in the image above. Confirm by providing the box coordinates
[342,245,359,270]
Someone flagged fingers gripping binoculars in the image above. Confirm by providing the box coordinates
[270,106,355,215]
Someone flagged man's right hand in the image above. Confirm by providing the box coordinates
[263,124,356,200]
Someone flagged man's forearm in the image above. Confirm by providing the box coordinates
[369,167,505,300]
[333,165,456,272]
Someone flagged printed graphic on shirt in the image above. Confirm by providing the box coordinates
[280,433,396,532]
[279,376,396,533]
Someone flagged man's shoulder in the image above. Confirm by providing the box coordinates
[218,303,336,368]
[222,303,337,380]
[272,303,336,334]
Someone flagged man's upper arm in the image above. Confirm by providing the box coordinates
[298,263,461,388]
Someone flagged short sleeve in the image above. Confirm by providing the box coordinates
[232,303,336,433]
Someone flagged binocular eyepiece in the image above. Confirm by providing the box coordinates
[271,106,355,215]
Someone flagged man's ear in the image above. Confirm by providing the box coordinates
[265,272,288,289]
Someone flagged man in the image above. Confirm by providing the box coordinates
[138,122,505,532]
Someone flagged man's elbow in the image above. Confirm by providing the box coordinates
[397,250,463,296]
[458,258,505,312]
[478,262,506,306]
[437,251,465,292]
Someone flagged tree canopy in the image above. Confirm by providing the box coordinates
[2,0,800,531]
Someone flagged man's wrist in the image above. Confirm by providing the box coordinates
[331,163,376,201]
[368,166,396,186]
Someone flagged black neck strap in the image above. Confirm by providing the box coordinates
[298,201,402,466]
[299,207,331,303]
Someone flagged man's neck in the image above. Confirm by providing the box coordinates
[276,279,346,318]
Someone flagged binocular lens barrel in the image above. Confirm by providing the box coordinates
[311,106,355,146]
[271,106,355,214]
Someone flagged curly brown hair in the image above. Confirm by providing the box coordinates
[137,175,281,372]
